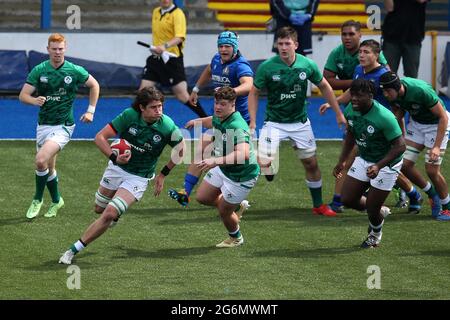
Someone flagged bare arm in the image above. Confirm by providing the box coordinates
[367,136,406,179]
[391,104,406,136]
[152,36,184,55]
[378,136,406,169]
[19,83,46,106]
[95,124,119,158]
[194,65,212,89]
[429,103,449,162]
[317,78,346,128]
[334,129,356,178]
[185,116,213,129]
[323,69,352,91]
[197,142,249,171]
[154,139,185,196]
[80,75,100,123]
[189,65,212,105]
[168,139,186,168]
[86,75,100,108]
[337,89,351,105]
[234,76,253,96]
[222,142,250,165]
[248,86,260,132]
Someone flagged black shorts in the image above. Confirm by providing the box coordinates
[142,55,186,86]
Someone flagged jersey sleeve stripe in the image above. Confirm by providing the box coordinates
[108,123,118,134]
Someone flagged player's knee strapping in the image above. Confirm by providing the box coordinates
[425,149,445,165]
[297,148,316,159]
[108,196,128,216]
[95,191,112,208]
[403,146,420,163]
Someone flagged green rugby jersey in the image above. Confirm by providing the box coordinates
[110,108,183,178]
[390,77,447,125]
[211,111,260,182]
[26,60,89,125]
[345,100,403,166]
[254,54,322,123]
[324,44,387,80]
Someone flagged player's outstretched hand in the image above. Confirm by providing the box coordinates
[336,113,347,129]
[196,158,217,171]
[185,119,196,129]
[116,152,131,165]
[319,103,330,115]
[154,174,165,196]
[366,165,380,179]
[333,162,345,179]
[80,112,94,123]
[428,146,440,163]
[34,96,46,106]
[189,92,198,106]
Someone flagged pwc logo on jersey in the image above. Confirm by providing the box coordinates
[272,75,281,81]
[356,133,367,147]
[64,76,72,84]
[280,93,296,100]
[46,95,61,102]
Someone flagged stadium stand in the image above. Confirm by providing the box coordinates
[0,0,221,31]
[207,0,370,32]
[1,1,447,32]
[207,0,450,32]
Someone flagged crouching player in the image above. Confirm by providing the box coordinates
[188,87,260,247]
[380,71,450,220]
[59,87,185,264]
[334,79,406,248]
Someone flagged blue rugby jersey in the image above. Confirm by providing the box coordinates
[210,52,254,122]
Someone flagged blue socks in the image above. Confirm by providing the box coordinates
[184,173,199,196]
[332,194,342,206]
[406,187,421,201]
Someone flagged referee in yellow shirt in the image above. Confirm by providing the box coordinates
[140,0,207,117]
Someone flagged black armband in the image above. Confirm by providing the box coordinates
[160,165,171,176]
[109,153,117,165]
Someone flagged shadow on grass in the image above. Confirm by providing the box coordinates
[129,207,211,216]
[0,216,33,227]
[251,246,361,259]
[22,252,100,271]
[112,245,216,260]
[128,206,438,228]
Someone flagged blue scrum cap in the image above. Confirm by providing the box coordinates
[217,30,239,54]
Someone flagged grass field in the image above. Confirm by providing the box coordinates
[1,140,450,300]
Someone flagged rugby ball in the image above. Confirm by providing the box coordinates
[110,139,131,156]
